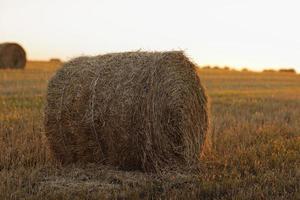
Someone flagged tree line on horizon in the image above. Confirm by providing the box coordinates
[200,65,297,73]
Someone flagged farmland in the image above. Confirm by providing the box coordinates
[0,61,299,199]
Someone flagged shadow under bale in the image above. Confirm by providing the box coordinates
[44,51,209,172]
[0,43,27,69]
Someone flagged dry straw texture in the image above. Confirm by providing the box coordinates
[0,43,26,69]
[44,51,209,172]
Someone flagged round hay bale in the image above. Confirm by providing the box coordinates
[44,51,209,172]
[49,58,62,63]
[0,43,26,69]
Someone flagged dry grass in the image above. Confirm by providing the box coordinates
[0,61,299,199]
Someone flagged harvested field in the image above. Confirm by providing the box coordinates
[0,61,299,199]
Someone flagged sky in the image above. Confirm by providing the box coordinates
[1,0,300,72]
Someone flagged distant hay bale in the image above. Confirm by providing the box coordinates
[44,51,209,172]
[49,58,62,63]
[279,68,296,73]
[263,69,276,73]
[0,43,26,69]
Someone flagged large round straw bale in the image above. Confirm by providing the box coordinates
[0,43,26,69]
[44,51,209,172]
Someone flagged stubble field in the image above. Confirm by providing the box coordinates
[0,61,299,199]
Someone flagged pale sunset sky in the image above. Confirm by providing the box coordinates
[1,0,299,72]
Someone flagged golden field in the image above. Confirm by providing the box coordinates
[0,61,299,199]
